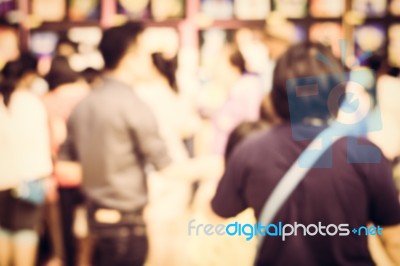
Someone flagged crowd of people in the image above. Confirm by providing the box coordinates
[0,18,400,266]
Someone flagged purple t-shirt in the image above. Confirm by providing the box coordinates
[212,123,400,266]
[211,74,264,155]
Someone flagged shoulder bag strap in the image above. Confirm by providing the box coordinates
[257,127,340,251]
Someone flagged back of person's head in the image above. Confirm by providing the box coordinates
[45,56,80,90]
[0,52,38,106]
[225,121,269,161]
[151,52,178,92]
[2,53,38,76]
[99,22,144,70]
[271,42,346,124]
[81,67,100,85]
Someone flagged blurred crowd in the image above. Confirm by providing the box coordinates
[0,16,400,266]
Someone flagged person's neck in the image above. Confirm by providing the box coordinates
[108,67,137,86]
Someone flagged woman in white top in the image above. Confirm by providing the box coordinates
[0,54,52,266]
[135,52,200,266]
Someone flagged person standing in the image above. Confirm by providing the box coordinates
[58,22,219,266]
[43,56,90,266]
[211,45,264,155]
[135,45,201,264]
[211,42,400,266]
[0,54,53,266]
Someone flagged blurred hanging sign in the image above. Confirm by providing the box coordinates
[118,0,150,19]
[390,0,400,16]
[310,0,345,18]
[344,10,365,26]
[234,0,270,19]
[69,0,100,21]
[273,0,307,18]
[352,0,386,17]
[201,0,234,19]
[151,0,184,21]
[32,0,66,22]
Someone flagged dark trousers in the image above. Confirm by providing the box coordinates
[87,202,148,266]
[58,187,84,266]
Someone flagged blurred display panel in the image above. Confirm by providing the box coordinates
[0,0,15,16]
[234,0,270,19]
[390,0,400,15]
[67,27,104,71]
[355,24,385,56]
[117,0,150,19]
[273,0,308,18]
[388,24,400,67]
[32,0,66,22]
[310,23,343,56]
[294,25,307,42]
[69,0,100,21]
[151,0,184,20]
[30,31,59,56]
[142,27,179,58]
[352,0,386,17]
[201,0,233,19]
[310,0,345,17]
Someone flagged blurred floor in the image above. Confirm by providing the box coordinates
[145,177,257,266]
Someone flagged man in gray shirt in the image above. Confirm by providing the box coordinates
[61,76,171,212]
[58,22,206,266]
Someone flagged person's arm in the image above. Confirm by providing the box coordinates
[128,96,224,182]
[368,226,396,266]
[54,160,82,186]
[210,144,249,218]
[364,141,400,264]
[379,224,400,265]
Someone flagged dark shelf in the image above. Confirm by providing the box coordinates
[141,19,182,27]
[32,20,101,31]
[199,19,265,29]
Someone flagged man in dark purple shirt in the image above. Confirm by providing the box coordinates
[212,42,400,265]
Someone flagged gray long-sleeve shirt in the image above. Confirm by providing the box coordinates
[59,77,171,211]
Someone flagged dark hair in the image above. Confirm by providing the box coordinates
[271,42,346,123]
[151,52,178,92]
[359,54,386,103]
[225,121,268,161]
[362,54,388,77]
[0,53,37,107]
[81,67,100,85]
[362,53,400,77]
[229,48,247,74]
[259,94,281,124]
[45,56,80,90]
[0,17,18,29]
[99,22,144,70]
